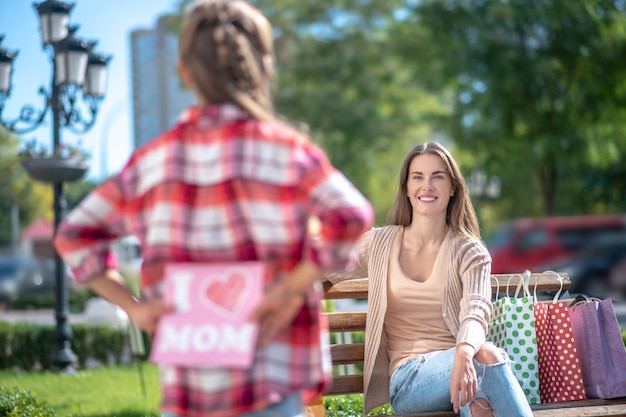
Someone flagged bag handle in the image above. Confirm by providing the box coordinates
[532,270,564,303]
[505,272,530,298]
[568,293,602,309]
[491,275,501,302]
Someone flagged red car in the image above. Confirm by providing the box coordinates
[486,214,626,274]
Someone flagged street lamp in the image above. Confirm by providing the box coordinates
[0,0,111,372]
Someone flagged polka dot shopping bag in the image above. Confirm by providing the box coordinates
[533,271,587,403]
[488,272,541,404]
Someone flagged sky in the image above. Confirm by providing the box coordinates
[0,0,181,181]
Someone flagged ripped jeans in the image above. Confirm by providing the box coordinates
[389,345,533,417]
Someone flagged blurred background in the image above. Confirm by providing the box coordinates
[1,0,625,309]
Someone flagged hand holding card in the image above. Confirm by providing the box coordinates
[150,262,264,369]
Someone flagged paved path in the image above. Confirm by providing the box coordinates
[1,298,129,328]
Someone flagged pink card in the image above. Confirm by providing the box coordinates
[149,262,264,368]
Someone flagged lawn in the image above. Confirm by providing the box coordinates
[1,363,161,417]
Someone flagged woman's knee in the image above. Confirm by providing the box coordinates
[474,343,505,365]
[470,398,494,417]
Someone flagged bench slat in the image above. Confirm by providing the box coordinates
[324,272,571,301]
[532,402,626,417]
[323,279,368,299]
[387,400,626,416]
[330,343,365,365]
[327,374,363,396]
[326,312,366,332]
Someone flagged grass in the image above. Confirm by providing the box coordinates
[0,363,161,417]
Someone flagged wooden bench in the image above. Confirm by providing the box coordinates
[307,272,626,417]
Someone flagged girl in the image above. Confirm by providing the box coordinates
[53,1,374,416]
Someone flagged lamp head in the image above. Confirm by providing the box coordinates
[53,25,89,86]
[33,0,75,47]
[0,35,19,96]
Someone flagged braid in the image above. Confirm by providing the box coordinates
[180,0,275,120]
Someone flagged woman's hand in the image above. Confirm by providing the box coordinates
[450,343,477,413]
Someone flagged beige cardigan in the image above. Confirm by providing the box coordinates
[328,225,493,415]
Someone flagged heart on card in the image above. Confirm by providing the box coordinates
[201,268,251,317]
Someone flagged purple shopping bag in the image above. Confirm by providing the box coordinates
[568,298,626,399]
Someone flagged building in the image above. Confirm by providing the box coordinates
[130,14,195,149]
[19,217,55,259]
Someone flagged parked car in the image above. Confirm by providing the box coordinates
[0,255,56,302]
[539,234,626,299]
[485,214,626,274]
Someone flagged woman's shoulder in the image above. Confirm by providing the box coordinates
[449,233,490,257]
[369,225,402,239]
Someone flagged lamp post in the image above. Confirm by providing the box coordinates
[0,0,111,372]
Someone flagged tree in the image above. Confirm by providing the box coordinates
[396,0,626,218]
[0,130,53,248]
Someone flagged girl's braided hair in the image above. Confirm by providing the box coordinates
[179,0,275,120]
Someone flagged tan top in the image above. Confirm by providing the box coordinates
[327,225,492,416]
[386,229,456,374]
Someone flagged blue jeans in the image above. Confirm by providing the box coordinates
[389,346,533,417]
[162,392,302,417]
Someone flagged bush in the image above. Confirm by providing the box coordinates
[324,395,394,417]
[8,287,94,313]
[0,386,55,417]
[0,321,146,371]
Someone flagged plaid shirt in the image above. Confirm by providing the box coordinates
[54,104,374,417]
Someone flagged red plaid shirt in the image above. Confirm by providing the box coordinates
[54,104,374,417]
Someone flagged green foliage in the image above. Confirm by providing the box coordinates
[64,180,99,212]
[324,394,393,417]
[400,0,626,218]
[0,131,53,246]
[10,324,55,371]
[17,138,91,162]
[0,386,55,417]
[0,321,137,372]
[0,365,161,417]
[0,322,13,370]
[324,394,364,417]
[8,287,94,313]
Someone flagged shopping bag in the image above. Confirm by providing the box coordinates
[533,272,587,403]
[487,272,541,404]
[568,296,626,399]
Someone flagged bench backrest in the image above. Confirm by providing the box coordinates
[323,272,571,397]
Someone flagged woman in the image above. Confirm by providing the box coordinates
[53,1,374,416]
[328,142,532,417]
